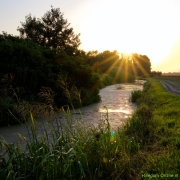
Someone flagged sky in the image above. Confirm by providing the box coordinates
[1,0,180,72]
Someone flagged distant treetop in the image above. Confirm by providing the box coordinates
[17,6,81,55]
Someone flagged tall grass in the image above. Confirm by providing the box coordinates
[1,78,180,179]
[0,104,147,179]
[130,90,143,103]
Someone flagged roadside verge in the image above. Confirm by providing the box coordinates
[124,78,180,179]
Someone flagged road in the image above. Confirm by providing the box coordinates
[159,80,180,96]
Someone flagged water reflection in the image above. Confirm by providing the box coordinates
[76,81,145,130]
[0,81,145,145]
[99,108,131,114]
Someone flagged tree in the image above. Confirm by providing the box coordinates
[86,50,120,73]
[17,6,81,55]
[131,53,151,76]
[151,71,162,76]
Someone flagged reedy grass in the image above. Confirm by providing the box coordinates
[130,90,143,103]
[1,78,180,179]
[0,74,82,126]
[0,108,125,179]
[0,105,146,179]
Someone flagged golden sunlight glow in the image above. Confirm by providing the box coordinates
[79,0,180,69]
[153,39,180,72]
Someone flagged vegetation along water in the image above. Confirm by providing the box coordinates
[1,78,180,179]
[1,6,179,180]
[0,6,151,126]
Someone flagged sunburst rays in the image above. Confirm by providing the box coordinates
[88,51,151,95]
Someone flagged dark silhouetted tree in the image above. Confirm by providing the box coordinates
[151,71,162,76]
[17,6,81,55]
[131,53,151,76]
[87,50,120,73]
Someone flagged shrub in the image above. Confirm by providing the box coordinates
[130,90,143,103]
[0,34,103,124]
[0,96,21,126]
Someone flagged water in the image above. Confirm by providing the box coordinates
[72,82,144,130]
[0,81,145,146]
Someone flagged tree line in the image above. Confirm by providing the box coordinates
[151,71,162,76]
[86,51,151,77]
[0,6,151,125]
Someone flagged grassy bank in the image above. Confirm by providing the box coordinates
[126,78,180,178]
[0,78,180,179]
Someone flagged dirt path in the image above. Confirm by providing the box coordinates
[159,80,180,96]
[166,80,180,88]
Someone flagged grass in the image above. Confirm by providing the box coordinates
[0,78,180,179]
[130,90,143,103]
[157,76,180,83]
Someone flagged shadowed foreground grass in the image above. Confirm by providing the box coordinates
[0,78,180,179]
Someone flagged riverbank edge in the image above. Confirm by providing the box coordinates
[0,77,137,127]
[123,78,180,178]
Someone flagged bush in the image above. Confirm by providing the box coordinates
[130,90,143,103]
[0,96,21,126]
[99,74,113,88]
[0,34,102,124]
[0,96,12,125]
[108,67,135,84]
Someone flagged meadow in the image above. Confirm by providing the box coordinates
[156,76,180,83]
[1,77,180,179]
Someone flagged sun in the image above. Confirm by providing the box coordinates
[78,0,180,68]
[79,0,146,53]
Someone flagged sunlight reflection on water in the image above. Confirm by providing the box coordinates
[98,108,131,114]
[77,81,146,130]
[0,81,146,146]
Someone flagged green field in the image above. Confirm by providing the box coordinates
[158,76,180,83]
[1,78,180,179]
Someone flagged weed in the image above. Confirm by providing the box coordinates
[130,89,143,103]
